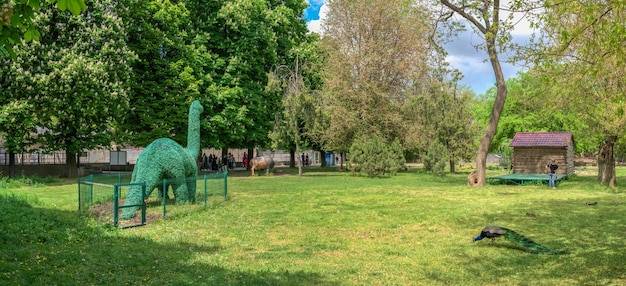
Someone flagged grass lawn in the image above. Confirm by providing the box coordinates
[1,166,625,285]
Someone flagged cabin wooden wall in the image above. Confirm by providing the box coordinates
[512,146,574,175]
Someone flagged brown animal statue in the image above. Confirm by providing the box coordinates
[250,155,275,175]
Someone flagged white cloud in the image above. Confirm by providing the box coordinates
[306,2,328,35]
[501,0,537,36]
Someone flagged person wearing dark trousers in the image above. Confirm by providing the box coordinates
[546,158,559,189]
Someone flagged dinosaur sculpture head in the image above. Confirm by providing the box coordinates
[191,100,204,113]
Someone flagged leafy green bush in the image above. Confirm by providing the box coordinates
[0,174,56,189]
[423,140,448,175]
[348,135,406,177]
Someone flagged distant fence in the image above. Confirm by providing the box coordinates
[78,172,228,228]
[0,152,66,165]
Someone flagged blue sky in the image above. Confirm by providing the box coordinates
[302,0,531,95]
[303,0,324,21]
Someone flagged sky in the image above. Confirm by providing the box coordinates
[303,0,534,95]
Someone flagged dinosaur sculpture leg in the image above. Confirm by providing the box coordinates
[163,153,199,204]
[186,176,197,203]
[157,183,171,199]
[171,179,189,203]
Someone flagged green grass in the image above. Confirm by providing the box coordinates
[1,167,625,285]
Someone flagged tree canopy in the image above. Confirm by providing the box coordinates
[0,0,86,56]
[319,0,435,153]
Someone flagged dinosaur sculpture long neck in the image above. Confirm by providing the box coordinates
[186,100,204,160]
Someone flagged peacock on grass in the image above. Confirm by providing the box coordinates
[473,226,567,255]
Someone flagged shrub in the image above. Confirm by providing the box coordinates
[423,140,448,175]
[0,174,52,189]
[348,135,406,177]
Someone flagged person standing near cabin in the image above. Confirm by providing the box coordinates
[546,158,559,189]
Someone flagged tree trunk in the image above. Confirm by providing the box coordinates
[66,151,78,178]
[340,152,345,169]
[247,148,254,170]
[472,38,508,186]
[293,121,302,176]
[8,152,15,178]
[449,159,456,174]
[221,148,228,171]
[289,149,295,168]
[598,135,617,186]
[296,145,302,176]
[319,149,327,167]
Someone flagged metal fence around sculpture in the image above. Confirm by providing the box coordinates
[78,173,124,209]
[78,171,228,227]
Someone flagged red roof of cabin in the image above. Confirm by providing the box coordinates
[509,132,573,147]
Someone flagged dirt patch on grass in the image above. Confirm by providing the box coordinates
[88,200,163,228]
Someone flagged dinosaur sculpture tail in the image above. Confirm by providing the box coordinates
[499,227,568,255]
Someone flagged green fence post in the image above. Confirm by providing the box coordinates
[113,184,119,228]
[223,171,228,200]
[77,177,81,211]
[204,174,207,209]
[141,183,146,226]
[89,174,94,205]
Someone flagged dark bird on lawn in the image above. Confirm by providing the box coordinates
[473,226,567,255]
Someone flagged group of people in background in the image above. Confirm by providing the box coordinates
[199,152,248,171]
[199,153,223,171]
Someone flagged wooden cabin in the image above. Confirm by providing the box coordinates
[509,132,575,176]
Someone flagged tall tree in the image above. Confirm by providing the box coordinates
[268,58,307,175]
[439,0,514,186]
[403,70,478,173]
[118,0,210,147]
[528,0,626,186]
[0,100,37,177]
[0,0,136,177]
[435,83,478,173]
[269,34,327,171]
[320,0,433,153]
[184,0,308,152]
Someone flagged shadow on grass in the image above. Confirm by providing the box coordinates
[0,193,337,286]
[462,187,626,282]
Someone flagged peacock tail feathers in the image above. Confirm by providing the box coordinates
[475,226,567,255]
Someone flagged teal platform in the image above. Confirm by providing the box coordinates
[488,174,567,186]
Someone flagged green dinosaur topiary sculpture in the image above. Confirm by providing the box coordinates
[121,100,204,219]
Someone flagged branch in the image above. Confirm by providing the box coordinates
[556,7,613,56]
[440,0,488,34]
